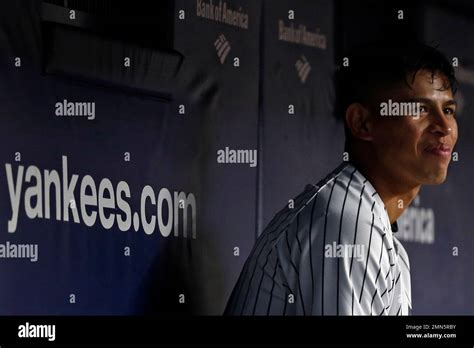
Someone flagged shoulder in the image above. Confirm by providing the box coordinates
[262,162,388,254]
[303,163,383,239]
[263,162,349,235]
[277,164,391,258]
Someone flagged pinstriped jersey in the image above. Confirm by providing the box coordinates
[224,162,412,315]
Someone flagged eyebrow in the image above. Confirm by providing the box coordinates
[404,98,457,107]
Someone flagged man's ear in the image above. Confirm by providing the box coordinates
[344,103,374,142]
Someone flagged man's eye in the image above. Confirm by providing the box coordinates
[444,107,455,115]
[419,105,428,113]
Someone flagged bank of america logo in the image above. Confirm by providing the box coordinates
[295,55,311,83]
[214,34,231,64]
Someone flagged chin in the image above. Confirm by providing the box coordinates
[426,176,447,185]
[420,170,448,185]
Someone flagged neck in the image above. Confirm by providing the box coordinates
[350,150,420,224]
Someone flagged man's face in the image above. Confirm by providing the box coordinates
[370,69,458,186]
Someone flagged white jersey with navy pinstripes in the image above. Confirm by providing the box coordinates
[224,162,412,315]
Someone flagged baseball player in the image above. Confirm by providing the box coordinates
[224,41,458,315]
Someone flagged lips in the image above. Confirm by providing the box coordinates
[424,143,452,157]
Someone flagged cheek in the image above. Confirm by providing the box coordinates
[377,120,422,151]
[451,120,459,145]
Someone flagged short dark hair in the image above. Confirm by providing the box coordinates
[334,41,457,152]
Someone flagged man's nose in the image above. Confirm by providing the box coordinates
[429,108,453,136]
